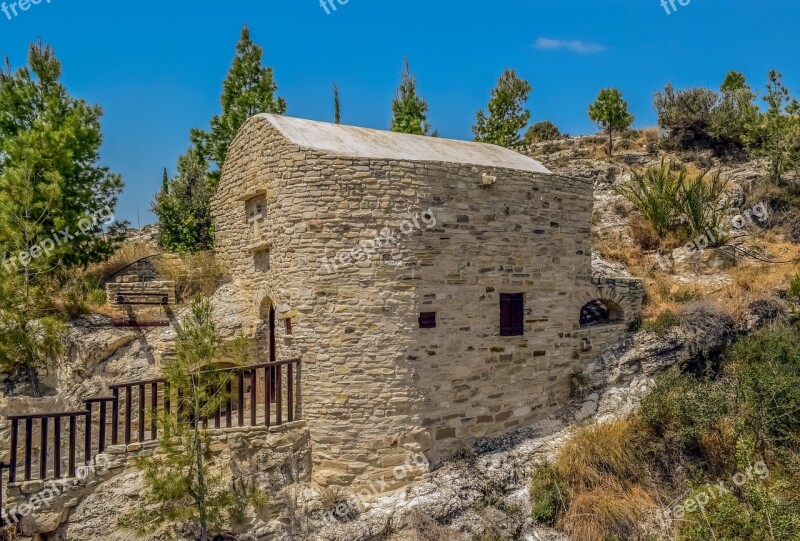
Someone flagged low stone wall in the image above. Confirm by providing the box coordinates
[4,421,311,540]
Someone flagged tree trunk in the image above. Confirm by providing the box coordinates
[26,362,41,397]
[608,128,614,156]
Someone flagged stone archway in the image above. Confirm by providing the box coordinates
[579,298,625,327]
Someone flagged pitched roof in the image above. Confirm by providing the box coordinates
[257,114,551,174]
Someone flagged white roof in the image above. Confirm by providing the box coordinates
[257,114,551,174]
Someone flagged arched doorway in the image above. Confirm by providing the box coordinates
[257,298,278,404]
[257,298,276,365]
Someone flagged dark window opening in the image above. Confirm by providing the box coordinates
[285,318,293,335]
[419,312,437,329]
[500,293,525,336]
[579,299,624,327]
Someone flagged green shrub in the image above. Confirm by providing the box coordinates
[643,310,681,336]
[525,120,562,144]
[617,160,683,238]
[61,273,107,318]
[529,463,566,525]
[654,72,758,156]
[788,270,800,298]
[618,160,728,245]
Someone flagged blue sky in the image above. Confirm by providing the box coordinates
[0,0,798,225]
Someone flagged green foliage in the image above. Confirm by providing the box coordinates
[472,69,532,149]
[642,309,682,336]
[0,40,124,392]
[588,88,634,156]
[788,270,800,298]
[655,72,760,156]
[617,159,683,237]
[191,24,287,186]
[679,167,728,237]
[61,273,106,318]
[524,120,562,144]
[617,160,728,244]
[747,70,800,185]
[333,81,341,124]
[390,58,433,136]
[152,148,214,252]
[535,327,800,540]
[122,297,262,541]
[529,463,566,525]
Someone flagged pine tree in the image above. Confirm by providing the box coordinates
[472,69,532,149]
[749,70,800,185]
[191,24,287,185]
[0,40,125,393]
[390,58,433,136]
[152,149,214,252]
[588,88,634,156]
[120,297,264,541]
[333,81,341,124]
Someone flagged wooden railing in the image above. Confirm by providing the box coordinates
[0,358,301,525]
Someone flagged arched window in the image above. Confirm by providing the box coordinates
[580,299,624,327]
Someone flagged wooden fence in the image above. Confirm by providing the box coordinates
[0,358,301,525]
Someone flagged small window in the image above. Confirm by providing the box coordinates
[419,312,437,329]
[285,318,293,335]
[500,293,524,336]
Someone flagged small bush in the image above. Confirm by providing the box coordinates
[525,120,562,144]
[529,463,566,525]
[155,252,227,302]
[617,160,683,238]
[59,273,107,318]
[788,270,800,298]
[643,309,681,336]
[618,160,728,244]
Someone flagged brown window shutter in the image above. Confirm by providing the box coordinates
[419,312,437,329]
[500,293,524,336]
[511,294,524,335]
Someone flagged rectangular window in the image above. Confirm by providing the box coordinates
[419,312,437,329]
[500,293,524,336]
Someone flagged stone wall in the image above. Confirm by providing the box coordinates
[211,116,641,490]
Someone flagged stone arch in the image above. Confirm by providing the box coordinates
[579,298,625,327]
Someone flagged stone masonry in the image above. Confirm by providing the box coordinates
[210,114,643,492]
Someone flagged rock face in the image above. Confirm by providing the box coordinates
[211,114,644,491]
[5,422,311,541]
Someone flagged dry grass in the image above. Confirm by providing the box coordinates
[89,242,157,284]
[554,419,644,491]
[404,509,463,541]
[154,251,228,303]
[531,419,662,541]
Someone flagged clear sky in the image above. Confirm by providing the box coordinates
[0,0,798,225]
